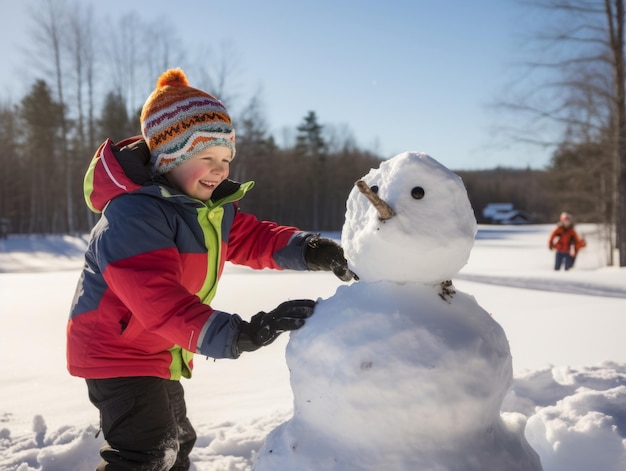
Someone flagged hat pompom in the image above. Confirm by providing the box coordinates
[156,68,189,88]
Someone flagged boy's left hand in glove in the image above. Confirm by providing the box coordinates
[237,299,316,354]
[305,235,358,282]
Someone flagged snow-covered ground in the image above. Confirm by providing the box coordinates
[1,224,625,470]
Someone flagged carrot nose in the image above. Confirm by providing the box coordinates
[355,180,396,221]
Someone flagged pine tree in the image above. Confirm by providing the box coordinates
[20,80,64,233]
[98,91,133,143]
[295,111,327,161]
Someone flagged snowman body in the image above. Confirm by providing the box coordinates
[253,152,542,471]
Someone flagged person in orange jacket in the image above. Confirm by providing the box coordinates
[548,212,586,270]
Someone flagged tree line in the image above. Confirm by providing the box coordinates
[0,81,581,233]
[0,78,610,231]
[0,0,625,267]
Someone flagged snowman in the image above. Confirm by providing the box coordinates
[253,152,543,471]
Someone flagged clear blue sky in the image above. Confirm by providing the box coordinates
[0,0,553,170]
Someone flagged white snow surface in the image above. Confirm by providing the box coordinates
[1,165,626,469]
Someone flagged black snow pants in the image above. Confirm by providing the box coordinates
[86,377,197,471]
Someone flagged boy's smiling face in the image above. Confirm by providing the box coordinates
[165,146,232,201]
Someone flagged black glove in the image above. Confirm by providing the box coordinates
[304,235,358,282]
[237,299,316,353]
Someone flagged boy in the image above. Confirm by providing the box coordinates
[67,68,354,470]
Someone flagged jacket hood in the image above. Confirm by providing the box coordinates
[84,136,250,213]
[84,136,148,213]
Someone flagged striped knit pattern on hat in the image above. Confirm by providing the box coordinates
[141,68,236,175]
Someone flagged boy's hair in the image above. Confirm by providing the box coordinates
[140,68,236,174]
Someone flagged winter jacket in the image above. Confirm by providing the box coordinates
[548,223,585,256]
[67,137,312,380]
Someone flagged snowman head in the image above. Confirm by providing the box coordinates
[341,152,477,284]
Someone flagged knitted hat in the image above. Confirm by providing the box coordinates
[140,68,236,174]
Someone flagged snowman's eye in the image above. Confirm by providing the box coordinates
[411,186,425,199]
[370,185,379,194]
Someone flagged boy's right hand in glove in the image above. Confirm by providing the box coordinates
[304,235,358,282]
[236,299,316,354]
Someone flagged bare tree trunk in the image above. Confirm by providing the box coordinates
[67,2,97,233]
[85,11,97,231]
[104,13,140,117]
[68,7,83,234]
[50,1,71,233]
[32,0,72,233]
[605,0,626,265]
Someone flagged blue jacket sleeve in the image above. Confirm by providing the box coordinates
[196,311,243,359]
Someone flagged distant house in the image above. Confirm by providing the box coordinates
[482,203,534,225]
